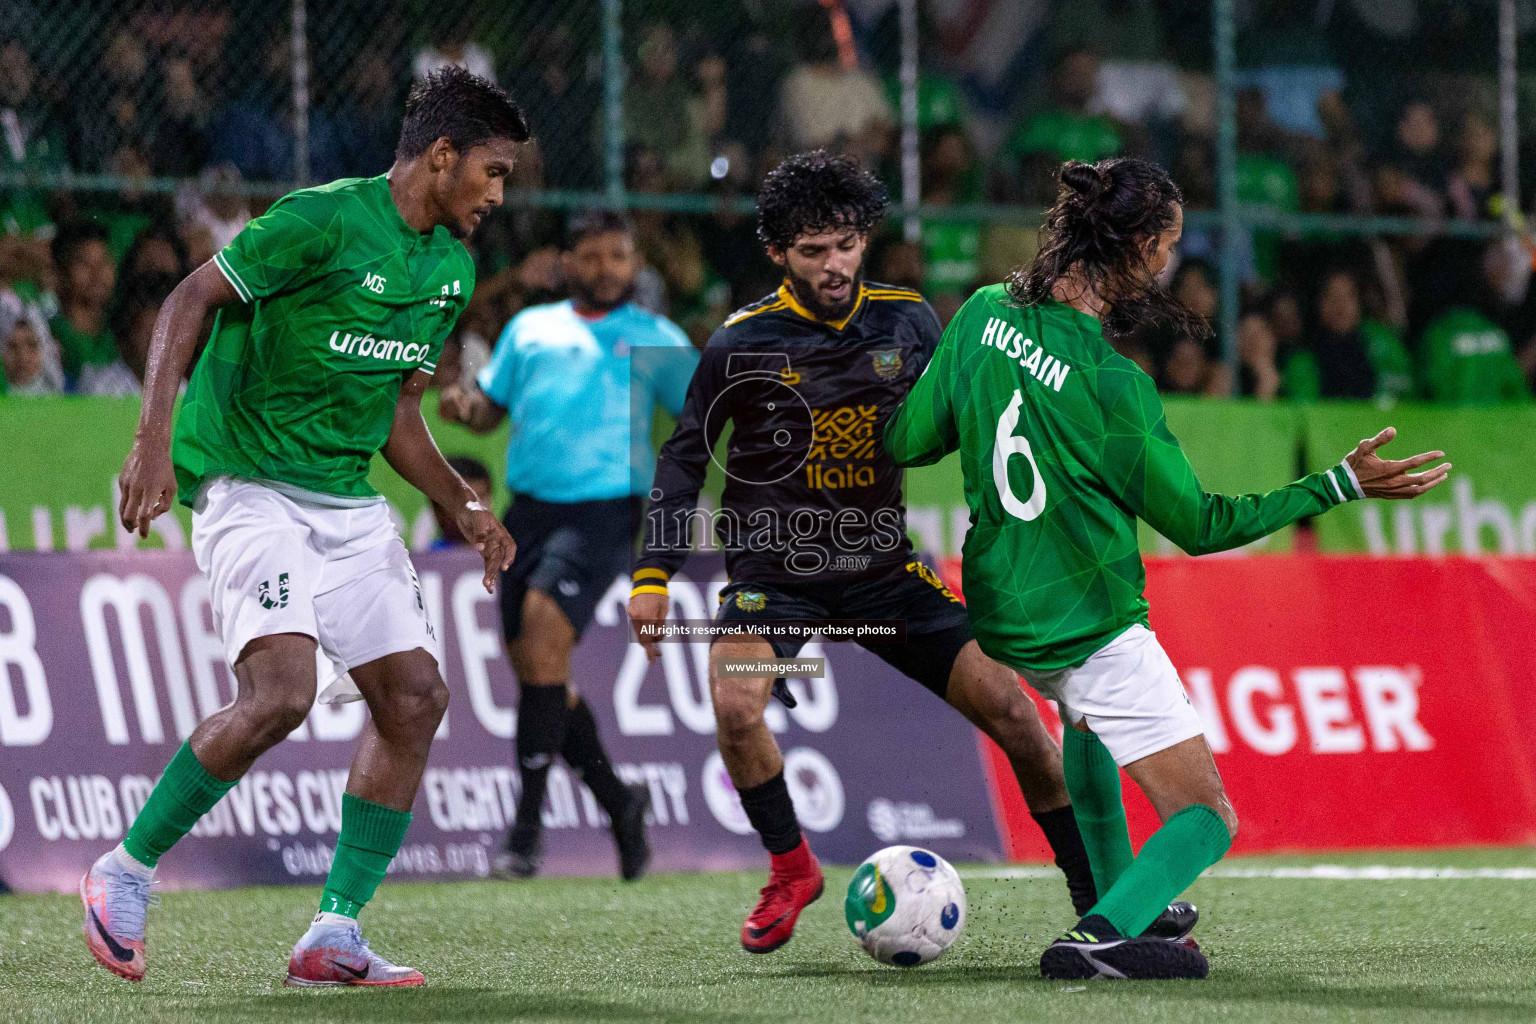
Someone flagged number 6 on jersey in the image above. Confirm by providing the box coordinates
[993,390,1047,521]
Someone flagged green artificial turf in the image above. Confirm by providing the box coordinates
[6,848,1536,1023]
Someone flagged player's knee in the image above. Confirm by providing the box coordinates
[1182,796,1238,841]
[389,675,450,733]
[240,689,312,746]
[988,685,1042,733]
[711,680,765,741]
[367,656,449,738]
[427,678,451,719]
[1217,801,1239,840]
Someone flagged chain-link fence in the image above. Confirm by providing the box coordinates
[4,0,1536,401]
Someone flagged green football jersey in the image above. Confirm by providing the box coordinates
[1418,306,1532,406]
[885,284,1362,671]
[173,175,474,506]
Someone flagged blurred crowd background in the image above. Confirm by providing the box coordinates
[3,0,1535,405]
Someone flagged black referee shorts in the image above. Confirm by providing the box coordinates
[498,493,641,642]
[713,559,974,700]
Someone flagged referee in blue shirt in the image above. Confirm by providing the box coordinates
[440,211,698,880]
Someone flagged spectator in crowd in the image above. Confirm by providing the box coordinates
[624,24,722,191]
[413,17,495,83]
[149,55,213,177]
[431,456,496,548]
[1258,285,1304,356]
[1003,48,1125,203]
[0,260,59,393]
[918,125,985,320]
[697,165,779,310]
[518,26,601,191]
[775,12,892,156]
[1282,267,1397,401]
[1446,109,1499,222]
[1,38,66,175]
[1148,259,1228,396]
[721,23,786,162]
[48,221,118,385]
[1,39,65,265]
[210,33,344,183]
[1236,308,1282,401]
[628,147,708,321]
[71,30,151,174]
[1,317,58,396]
[84,270,178,397]
[1378,99,1447,218]
[869,237,925,295]
[335,48,403,177]
[1316,90,1376,214]
[175,163,251,266]
[1417,240,1534,405]
[118,222,191,283]
[1160,336,1222,396]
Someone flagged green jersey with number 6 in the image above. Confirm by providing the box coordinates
[173,174,474,507]
[884,283,1363,671]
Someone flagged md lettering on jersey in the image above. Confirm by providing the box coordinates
[979,316,1073,392]
[1180,664,1433,756]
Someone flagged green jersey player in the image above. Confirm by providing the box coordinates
[885,158,1450,981]
[85,67,526,988]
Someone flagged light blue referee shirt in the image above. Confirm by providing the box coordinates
[477,300,698,503]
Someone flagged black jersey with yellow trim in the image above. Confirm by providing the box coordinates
[636,280,943,587]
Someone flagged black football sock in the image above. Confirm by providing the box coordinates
[561,695,632,819]
[510,683,570,850]
[736,770,802,855]
[1032,805,1099,916]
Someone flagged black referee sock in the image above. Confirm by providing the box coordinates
[737,770,802,855]
[511,683,570,848]
[1033,805,1099,916]
[561,696,632,819]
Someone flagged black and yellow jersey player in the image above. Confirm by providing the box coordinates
[627,150,1102,958]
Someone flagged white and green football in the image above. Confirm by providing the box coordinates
[844,845,966,967]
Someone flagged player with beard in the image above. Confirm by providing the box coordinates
[440,210,698,880]
[627,151,1126,954]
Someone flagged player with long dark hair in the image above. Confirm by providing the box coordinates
[887,157,1450,980]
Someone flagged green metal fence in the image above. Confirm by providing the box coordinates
[0,0,1524,366]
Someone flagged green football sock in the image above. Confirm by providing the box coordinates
[121,741,237,868]
[1061,728,1134,900]
[1089,803,1232,938]
[319,794,412,919]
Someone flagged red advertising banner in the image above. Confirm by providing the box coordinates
[944,557,1536,858]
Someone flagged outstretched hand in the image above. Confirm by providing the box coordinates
[1345,427,1451,500]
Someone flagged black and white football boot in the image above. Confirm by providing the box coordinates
[1143,901,1199,946]
[1040,914,1210,980]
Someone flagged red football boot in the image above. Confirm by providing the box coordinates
[740,839,824,953]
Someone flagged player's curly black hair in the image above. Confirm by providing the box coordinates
[755,150,889,251]
[396,65,530,160]
[1009,158,1207,343]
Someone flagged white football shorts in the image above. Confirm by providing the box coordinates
[1015,624,1206,766]
[191,477,436,702]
